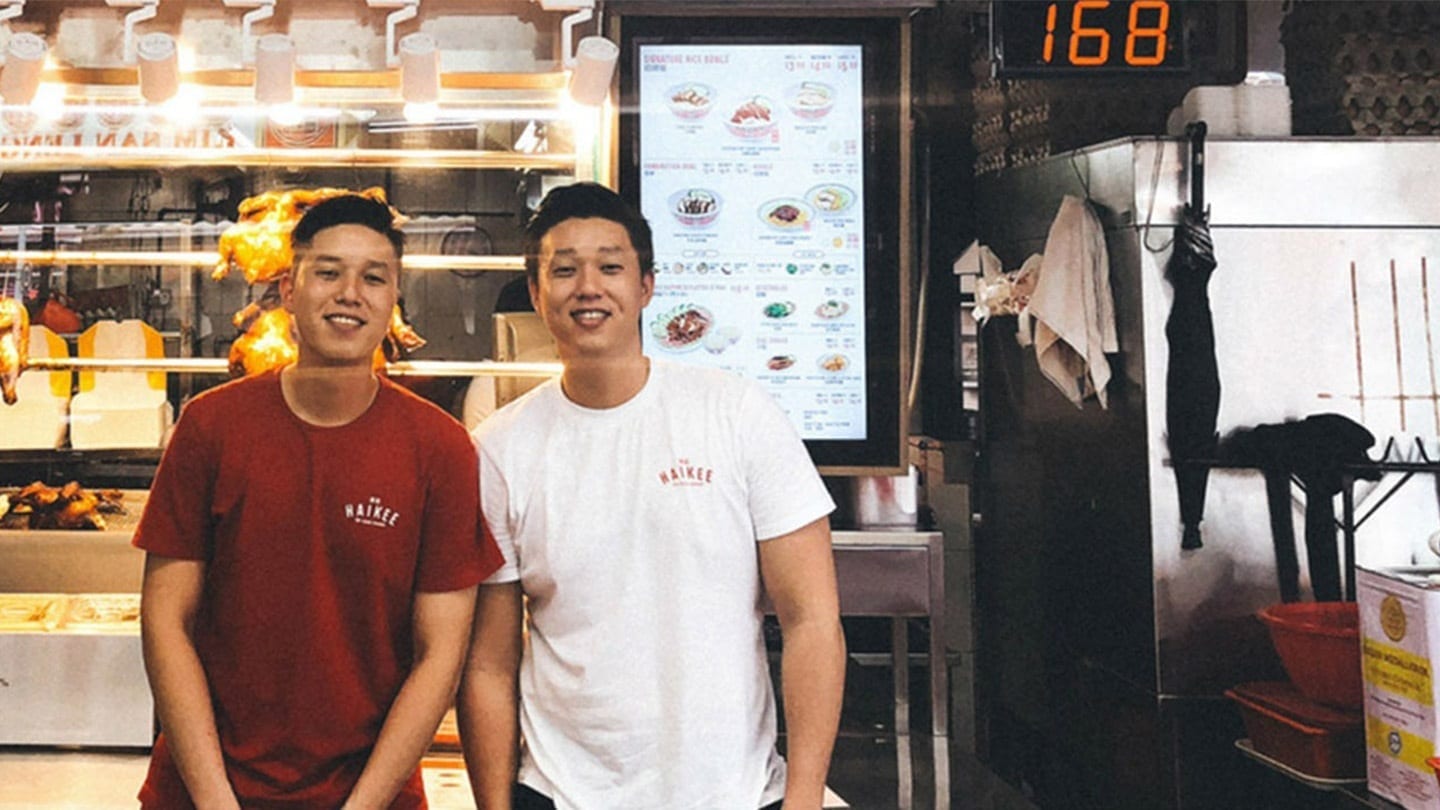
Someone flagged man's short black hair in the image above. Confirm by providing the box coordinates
[522,182,653,283]
[291,193,406,261]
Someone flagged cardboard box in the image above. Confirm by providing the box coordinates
[1359,567,1440,809]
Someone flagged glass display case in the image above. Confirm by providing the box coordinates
[0,66,593,744]
[0,0,612,752]
[0,83,583,488]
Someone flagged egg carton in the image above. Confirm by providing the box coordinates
[1283,2,1440,38]
[1334,33,1440,77]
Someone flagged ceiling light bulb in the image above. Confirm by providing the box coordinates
[137,32,180,104]
[162,84,203,126]
[269,102,304,128]
[254,34,295,106]
[399,33,439,106]
[178,42,198,73]
[31,83,65,121]
[403,101,439,124]
[0,33,48,106]
[567,35,618,108]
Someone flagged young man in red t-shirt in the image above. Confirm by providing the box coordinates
[135,194,502,809]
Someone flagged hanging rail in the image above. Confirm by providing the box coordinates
[23,357,561,378]
[0,147,574,171]
[0,250,523,272]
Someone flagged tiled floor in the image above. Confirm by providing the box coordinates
[0,736,1034,809]
[0,749,149,809]
[822,657,1040,810]
[0,747,848,809]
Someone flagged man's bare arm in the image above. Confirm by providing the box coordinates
[457,582,524,810]
[759,517,846,810]
[343,586,478,810]
[140,554,241,810]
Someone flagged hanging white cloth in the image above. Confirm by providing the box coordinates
[1025,194,1118,408]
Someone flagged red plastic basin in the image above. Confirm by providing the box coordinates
[1257,601,1362,709]
[1227,681,1365,780]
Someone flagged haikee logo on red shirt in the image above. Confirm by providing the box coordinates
[345,495,401,528]
[658,458,714,487]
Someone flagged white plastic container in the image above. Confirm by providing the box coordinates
[1166,84,1292,136]
[0,325,70,450]
[853,466,919,529]
[68,320,173,449]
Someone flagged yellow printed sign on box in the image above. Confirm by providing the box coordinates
[1364,637,1435,707]
[1360,567,1440,809]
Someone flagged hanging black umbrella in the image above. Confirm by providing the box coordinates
[1166,122,1221,551]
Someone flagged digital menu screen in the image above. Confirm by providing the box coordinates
[636,43,868,441]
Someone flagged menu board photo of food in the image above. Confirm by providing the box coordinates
[635,42,867,442]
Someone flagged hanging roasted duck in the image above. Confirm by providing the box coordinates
[0,296,29,405]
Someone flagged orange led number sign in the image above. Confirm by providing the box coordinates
[997,0,1186,76]
[1042,0,1170,66]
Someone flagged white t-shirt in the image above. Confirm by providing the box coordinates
[476,359,835,810]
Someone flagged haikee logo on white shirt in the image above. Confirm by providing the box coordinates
[344,495,401,528]
[657,458,714,487]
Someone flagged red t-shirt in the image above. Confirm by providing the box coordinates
[134,372,501,809]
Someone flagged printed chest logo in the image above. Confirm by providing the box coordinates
[344,496,402,528]
[658,458,715,487]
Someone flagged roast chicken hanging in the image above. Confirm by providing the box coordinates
[228,302,299,378]
[227,297,427,378]
[218,187,425,377]
[214,186,401,284]
[0,296,29,406]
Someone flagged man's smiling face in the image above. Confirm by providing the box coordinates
[282,223,399,369]
[530,216,654,362]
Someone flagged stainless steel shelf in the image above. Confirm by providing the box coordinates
[401,255,526,272]
[0,250,524,273]
[24,357,561,379]
[0,147,574,172]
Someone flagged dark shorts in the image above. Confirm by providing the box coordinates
[514,783,783,810]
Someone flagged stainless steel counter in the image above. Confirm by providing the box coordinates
[829,530,949,810]
[0,592,151,747]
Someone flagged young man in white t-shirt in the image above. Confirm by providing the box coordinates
[458,182,846,810]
